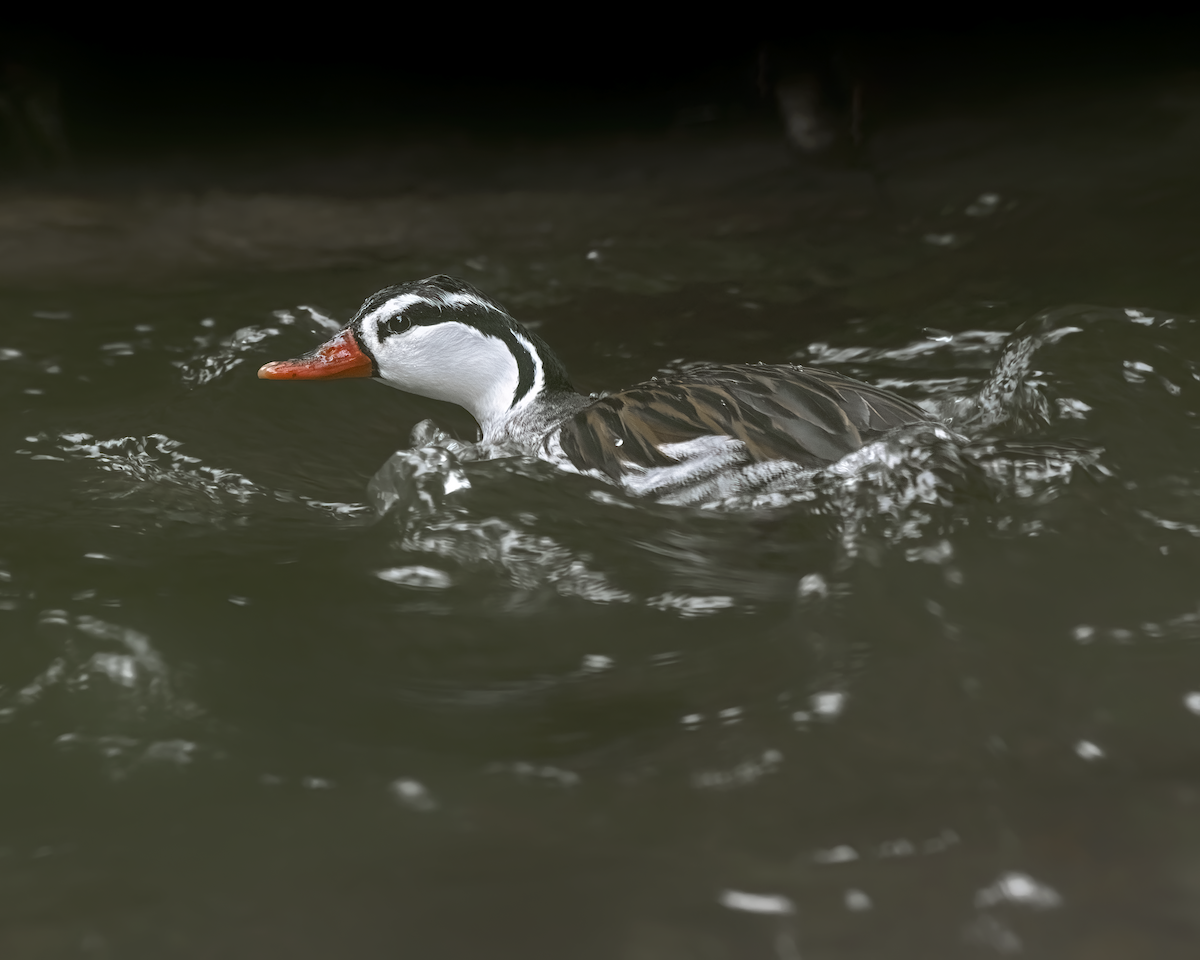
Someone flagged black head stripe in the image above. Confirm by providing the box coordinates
[372,298,457,342]
[349,325,380,378]
[349,275,574,403]
[489,327,536,408]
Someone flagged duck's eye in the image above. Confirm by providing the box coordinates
[378,314,412,340]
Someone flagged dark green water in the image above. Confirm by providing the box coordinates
[3,75,1200,959]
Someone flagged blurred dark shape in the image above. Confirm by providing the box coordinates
[759,39,865,161]
[0,54,69,171]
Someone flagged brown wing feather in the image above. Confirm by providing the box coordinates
[557,364,929,481]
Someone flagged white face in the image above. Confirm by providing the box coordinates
[359,318,522,429]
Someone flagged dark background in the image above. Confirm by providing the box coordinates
[5,12,1200,177]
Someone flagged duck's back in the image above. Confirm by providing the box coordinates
[552,364,930,501]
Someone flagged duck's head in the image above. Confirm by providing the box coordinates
[258,276,573,437]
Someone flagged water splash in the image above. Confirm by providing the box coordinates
[176,323,282,387]
[361,355,1119,612]
[19,431,371,526]
[52,432,263,503]
[2,611,199,727]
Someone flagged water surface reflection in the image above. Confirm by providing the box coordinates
[4,75,1200,958]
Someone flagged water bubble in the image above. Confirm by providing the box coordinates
[812,691,845,718]
[1123,360,1154,383]
[1075,740,1105,761]
[975,871,1062,909]
[796,572,828,600]
[965,192,1002,216]
[89,653,138,687]
[143,740,197,766]
[375,566,453,590]
[692,749,782,790]
[718,890,795,915]
[879,838,915,858]
[813,845,858,864]
[647,593,736,617]
[845,889,873,911]
[389,778,437,812]
[1056,397,1092,419]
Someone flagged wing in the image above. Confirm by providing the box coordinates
[555,364,930,484]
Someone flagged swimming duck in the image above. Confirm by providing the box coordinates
[259,275,931,504]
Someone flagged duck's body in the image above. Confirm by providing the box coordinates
[259,276,932,504]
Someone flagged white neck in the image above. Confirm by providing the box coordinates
[362,319,552,444]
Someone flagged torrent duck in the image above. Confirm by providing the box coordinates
[259,275,931,503]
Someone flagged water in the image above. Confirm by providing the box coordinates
[4,72,1200,958]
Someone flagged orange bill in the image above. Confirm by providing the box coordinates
[258,330,373,380]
